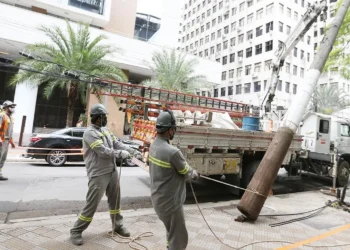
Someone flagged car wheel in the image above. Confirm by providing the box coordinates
[124,157,136,167]
[46,150,67,166]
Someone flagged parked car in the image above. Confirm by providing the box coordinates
[24,127,141,166]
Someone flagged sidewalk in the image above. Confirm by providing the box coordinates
[0,191,350,250]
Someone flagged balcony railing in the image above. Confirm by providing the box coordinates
[68,0,104,15]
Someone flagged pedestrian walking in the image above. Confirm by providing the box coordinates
[0,101,16,181]
[70,103,142,246]
[148,110,199,250]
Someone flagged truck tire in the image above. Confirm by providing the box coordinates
[241,160,260,190]
[337,160,350,187]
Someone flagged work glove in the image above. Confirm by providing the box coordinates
[116,150,130,159]
[191,170,200,181]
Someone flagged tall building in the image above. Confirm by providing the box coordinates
[314,0,350,96]
[179,0,317,108]
[0,0,221,143]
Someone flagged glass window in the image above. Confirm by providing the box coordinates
[266,3,274,15]
[69,0,105,15]
[285,82,290,93]
[212,18,216,26]
[287,25,291,35]
[224,26,229,34]
[217,29,222,37]
[232,7,237,16]
[223,40,228,50]
[254,62,261,72]
[247,0,253,7]
[254,81,261,92]
[247,13,253,24]
[239,18,244,27]
[340,124,350,137]
[301,50,305,59]
[293,84,297,94]
[300,68,304,78]
[230,53,235,63]
[228,86,233,95]
[238,34,244,44]
[237,67,243,77]
[229,69,234,78]
[279,3,284,13]
[265,40,273,51]
[245,65,252,75]
[246,47,252,58]
[247,30,253,40]
[266,22,273,33]
[256,26,263,37]
[219,1,223,9]
[319,120,330,134]
[213,5,217,13]
[214,88,218,97]
[287,8,291,17]
[279,22,283,32]
[277,80,282,91]
[239,2,245,11]
[256,8,263,19]
[72,130,84,138]
[222,56,228,65]
[294,11,298,21]
[293,65,297,75]
[221,71,227,80]
[294,47,298,57]
[231,22,236,31]
[244,83,251,93]
[230,37,236,46]
[255,44,262,54]
[286,63,291,73]
[236,84,242,94]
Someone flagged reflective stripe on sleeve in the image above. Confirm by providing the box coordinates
[149,156,171,168]
[178,164,190,174]
[78,214,92,222]
[90,139,103,149]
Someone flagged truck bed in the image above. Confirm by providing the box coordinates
[173,125,302,152]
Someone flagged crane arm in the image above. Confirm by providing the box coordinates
[261,0,328,117]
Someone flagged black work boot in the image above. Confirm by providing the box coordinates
[114,225,130,237]
[0,176,8,181]
[70,233,83,246]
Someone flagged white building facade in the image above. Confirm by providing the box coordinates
[179,0,317,108]
[0,0,221,143]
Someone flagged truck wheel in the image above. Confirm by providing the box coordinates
[337,160,350,187]
[241,160,260,190]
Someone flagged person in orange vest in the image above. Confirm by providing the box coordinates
[0,101,16,181]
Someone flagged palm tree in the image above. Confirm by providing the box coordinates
[143,49,206,93]
[312,84,350,114]
[9,21,127,127]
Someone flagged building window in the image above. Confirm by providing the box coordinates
[195,41,198,47]
[287,7,291,18]
[307,52,310,62]
[206,22,210,30]
[224,12,229,20]
[265,40,273,51]
[245,65,252,75]
[301,50,305,59]
[223,40,228,50]
[300,68,304,78]
[229,69,234,78]
[232,7,237,16]
[314,43,318,50]
[217,43,221,51]
[212,18,216,26]
[222,71,227,81]
[279,22,283,32]
[302,0,305,7]
[230,53,235,63]
[207,9,211,16]
[256,26,263,37]
[217,29,222,37]
[68,0,106,15]
[244,83,251,93]
[218,16,222,23]
[266,22,273,33]
[294,47,298,57]
[285,82,290,93]
[254,81,261,92]
[211,32,216,40]
[210,46,215,54]
[205,35,209,43]
[266,3,274,15]
[314,30,317,37]
[236,84,242,94]
[222,56,228,65]
[247,13,253,24]
[239,18,244,27]
[224,26,229,34]
[201,25,204,32]
[239,2,245,12]
[256,8,263,19]
[200,38,204,45]
[277,80,282,91]
[254,62,261,72]
[238,34,244,44]
[286,25,291,35]
[320,27,325,35]
[219,0,223,9]
[256,44,262,54]
[214,88,218,97]
[294,11,298,21]
[247,30,253,40]
[201,91,206,97]
[307,35,311,45]
[286,63,291,73]
[237,67,243,77]
[213,5,217,13]
[247,0,253,7]
[279,3,284,13]
[199,51,202,56]
[230,37,236,46]
[293,65,297,75]
[228,86,233,95]
[293,84,297,94]
[246,47,252,58]
[231,22,236,31]
[204,49,208,56]
[238,50,243,58]
[264,80,267,90]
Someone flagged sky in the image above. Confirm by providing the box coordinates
[136,0,163,18]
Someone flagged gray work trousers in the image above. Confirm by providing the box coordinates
[0,140,9,177]
[158,207,188,250]
[71,170,123,235]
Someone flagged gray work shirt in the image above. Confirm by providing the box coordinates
[149,136,194,217]
[83,125,135,179]
[0,113,13,139]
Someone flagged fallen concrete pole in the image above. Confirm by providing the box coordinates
[238,0,350,221]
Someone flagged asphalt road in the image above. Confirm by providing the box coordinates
[0,162,334,222]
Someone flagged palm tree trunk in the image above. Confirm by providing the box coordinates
[66,81,78,127]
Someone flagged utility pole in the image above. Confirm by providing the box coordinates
[238,0,350,221]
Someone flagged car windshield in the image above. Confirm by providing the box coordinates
[52,128,72,135]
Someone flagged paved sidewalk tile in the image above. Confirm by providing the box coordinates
[1,191,350,249]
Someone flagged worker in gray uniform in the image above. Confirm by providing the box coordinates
[149,110,199,250]
[70,103,142,246]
